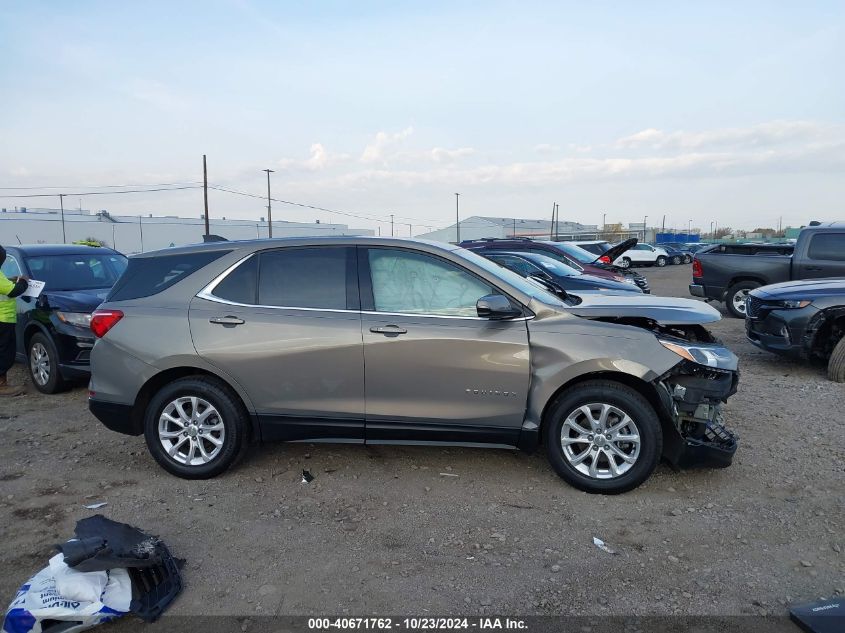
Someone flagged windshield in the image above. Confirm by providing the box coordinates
[453,248,567,307]
[549,242,600,264]
[25,253,129,291]
[520,253,580,277]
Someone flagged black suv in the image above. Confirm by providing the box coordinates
[460,238,650,293]
[745,278,845,382]
[1,244,127,393]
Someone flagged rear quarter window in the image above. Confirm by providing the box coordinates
[108,250,229,301]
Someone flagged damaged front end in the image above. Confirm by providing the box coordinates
[650,324,739,469]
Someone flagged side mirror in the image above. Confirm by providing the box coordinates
[476,294,522,320]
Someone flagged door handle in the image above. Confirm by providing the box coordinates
[370,325,408,336]
[209,316,245,326]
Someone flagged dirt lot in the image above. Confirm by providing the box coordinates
[1,264,842,620]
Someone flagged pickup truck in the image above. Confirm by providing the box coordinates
[689,222,845,318]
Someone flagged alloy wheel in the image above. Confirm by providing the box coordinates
[732,290,749,315]
[29,342,50,386]
[158,396,226,466]
[560,403,641,479]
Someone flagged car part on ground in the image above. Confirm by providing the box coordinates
[745,278,845,382]
[88,237,739,494]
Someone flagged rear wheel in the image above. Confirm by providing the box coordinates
[656,256,667,267]
[144,377,250,479]
[619,257,632,269]
[28,332,68,394]
[684,254,693,264]
[544,380,662,494]
[671,255,682,265]
[827,337,845,382]
[726,281,760,319]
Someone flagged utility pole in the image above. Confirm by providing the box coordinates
[58,194,66,244]
[390,214,394,237]
[643,215,648,242]
[602,212,606,235]
[710,221,714,239]
[454,193,461,243]
[139,215,144,252]
[688,219,692,238]
[263,169,274,238]
[662,214,666,232]
[203,155,210,237]
[550,202,556,239]
[512,218,516,238]
[407,223,413,238]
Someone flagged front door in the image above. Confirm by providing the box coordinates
[189,246,365,442]
[359,247,530,446]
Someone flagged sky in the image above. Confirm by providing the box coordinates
[1,0,843,235]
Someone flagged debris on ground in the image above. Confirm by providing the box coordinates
[439,472,459,477]
[301,470,314,483]
[83,502,108,510]
[3,515,183,632]
[592,536,617,555]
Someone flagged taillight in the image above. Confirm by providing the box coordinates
[90,310,124,338]
[692,259,703,278]
[599,255,611,264]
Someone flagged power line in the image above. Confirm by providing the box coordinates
[0,185,203,199]
[0,181,202,190]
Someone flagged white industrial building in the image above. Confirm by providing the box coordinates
[0,207,374,254]
[417,216,601,243]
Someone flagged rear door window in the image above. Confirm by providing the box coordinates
[257,247,354,309]
[212,255,258,304]
[807,233,845,261]
[109,250,228,301]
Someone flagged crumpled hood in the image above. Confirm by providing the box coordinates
[42,288,110,312]
[564,293,722,325]
[593,237,638,263]
[752,278,845,300]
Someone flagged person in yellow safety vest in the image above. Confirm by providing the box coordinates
[0,245,29,396]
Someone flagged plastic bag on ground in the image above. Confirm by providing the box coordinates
[3,554,130,633]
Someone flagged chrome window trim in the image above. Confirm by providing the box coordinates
[196,251,533,321]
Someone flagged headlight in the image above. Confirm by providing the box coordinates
[620,277,637,285]
[775,299,811,309]
[56,311,93,328]
[658,339,737,370]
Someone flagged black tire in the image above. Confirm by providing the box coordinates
[684,254,692,264]
[544,380,662,494]
[725,281,760,319]
[827,336,845,382]
[656,256,667,267]
[620,257,632,269]
[671,255,682,265]
[27,332,68,394]
[144,376,250,479]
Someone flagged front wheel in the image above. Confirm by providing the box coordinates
[144,377,250,479]
[656,256,667,267]
[544,380,662,494]
[671,255,682,265]
[28,332,68,394]
[725,281,760,318]
[684,254,693,264]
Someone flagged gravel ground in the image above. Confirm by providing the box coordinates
[1,264,843,620]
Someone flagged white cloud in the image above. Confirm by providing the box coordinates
[278,143,349,171]
[429,147,475,163]
[360,127,414,164]
[534,143,560,154]
[616,121,830,151]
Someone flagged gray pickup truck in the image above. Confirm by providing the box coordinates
[689,222,845,317]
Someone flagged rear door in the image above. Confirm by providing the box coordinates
[795,232,845,279]
[359,246,530,446]
[189,246,365,442]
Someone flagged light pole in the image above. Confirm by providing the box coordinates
[58,194,66,244]
[688,219,692,238]
[643,215,648,242]
[454,193,461,243]
[263,169,274,238]
[390,214,395,237]
[602,212,606,235]
[203,155,209,237]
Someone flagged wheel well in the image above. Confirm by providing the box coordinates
[23,323,46,349]
[809,311,845,359]
[726,276,765,290]
[131,367,255,439]
[538,371,668,444]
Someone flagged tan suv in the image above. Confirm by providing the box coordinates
[88,237,739,494]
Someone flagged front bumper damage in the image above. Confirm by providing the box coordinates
[655,360,739,469]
